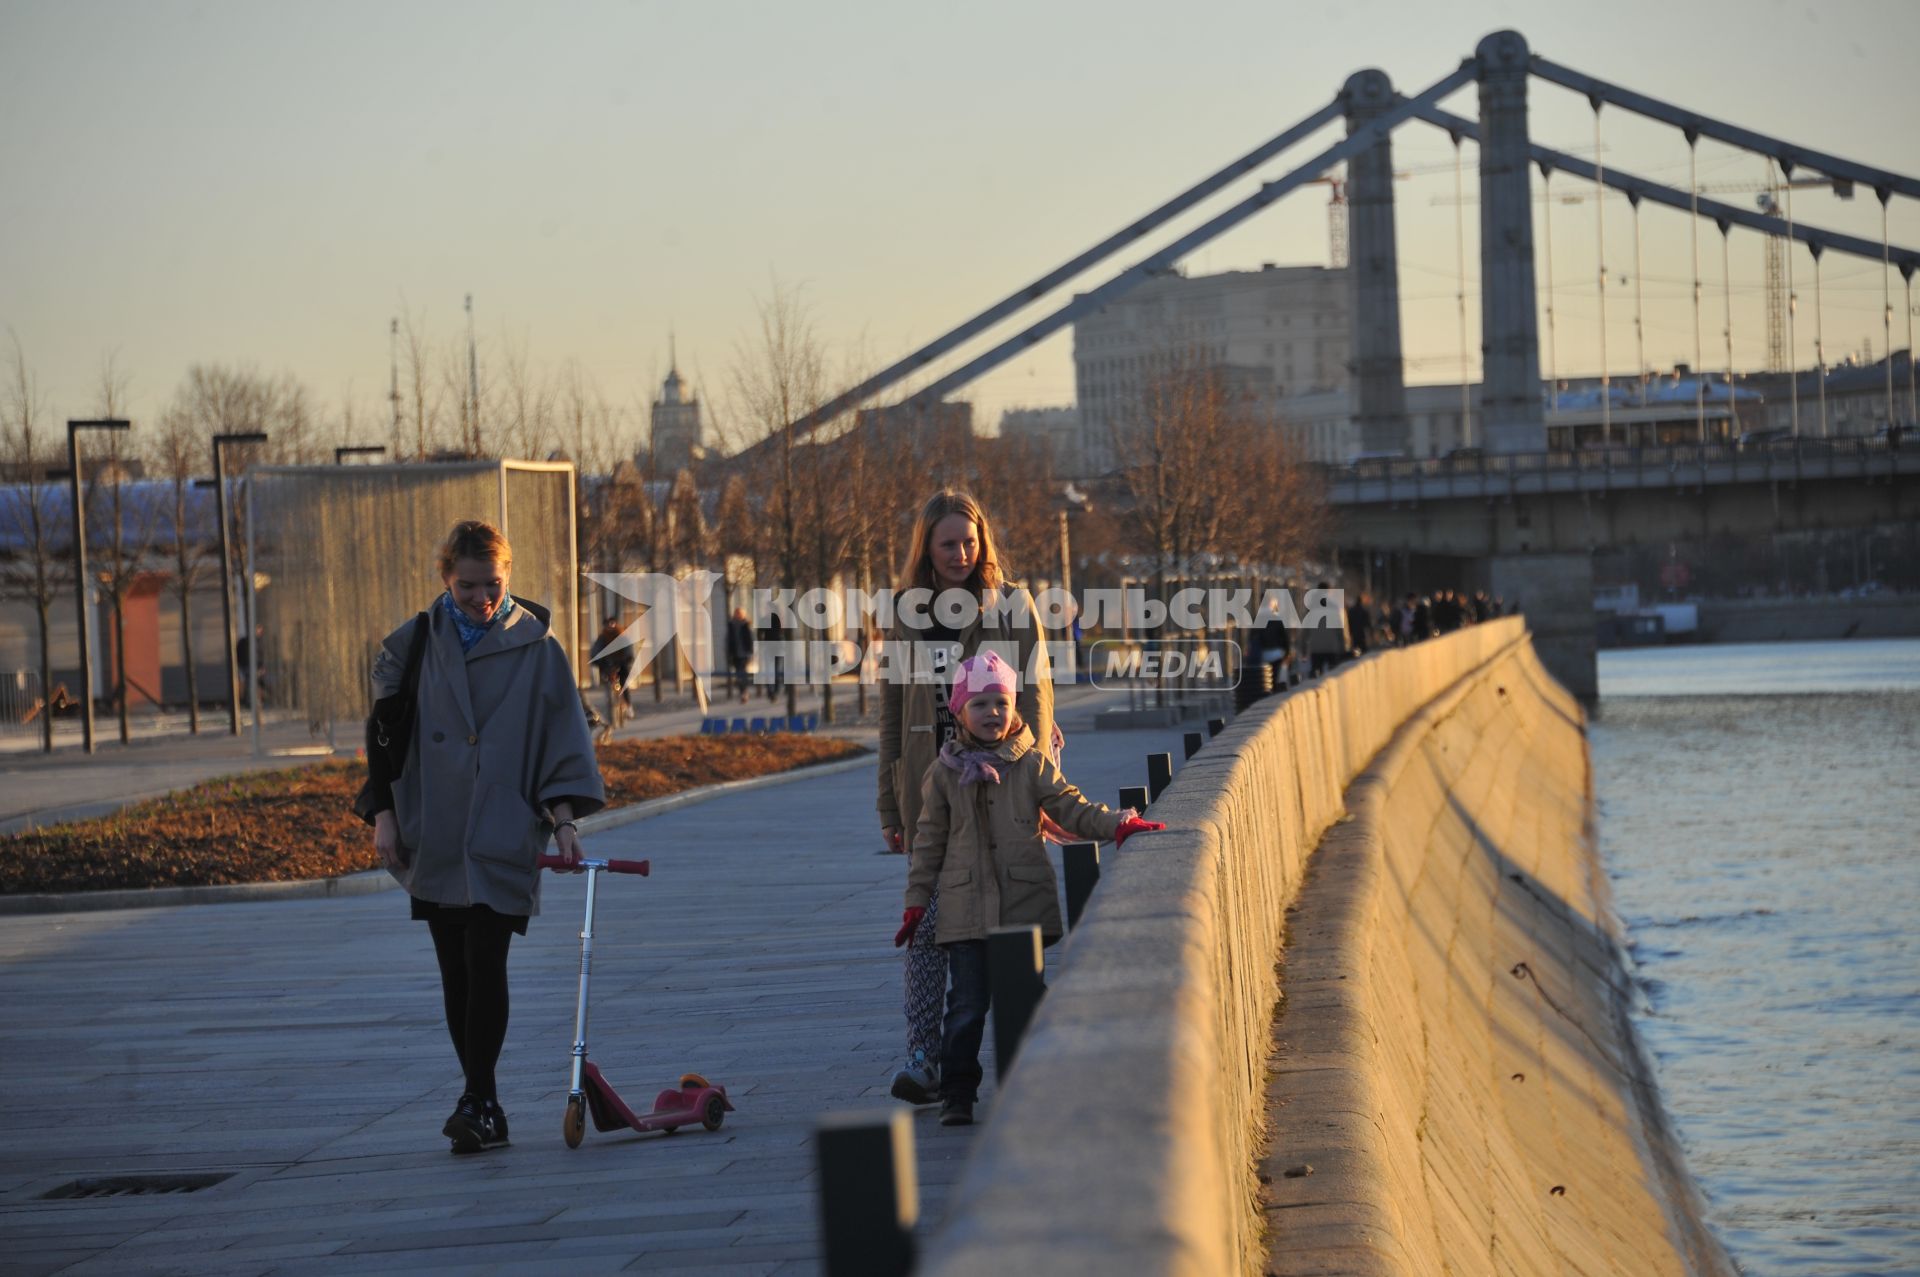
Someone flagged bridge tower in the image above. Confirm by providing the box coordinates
[1475,30,1545,454]
[1342,70,1409,455]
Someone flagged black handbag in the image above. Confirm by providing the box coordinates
[353,611,430,825]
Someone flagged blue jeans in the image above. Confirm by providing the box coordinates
[940,940,990,1104]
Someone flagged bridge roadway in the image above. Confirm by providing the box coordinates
[1328,437,1918,559]
[0,690,1186,1275]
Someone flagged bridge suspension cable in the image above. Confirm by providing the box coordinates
[887,63,1479,416]
[1412,103,1920,273]
[754,98,1344,450]
[1786,173,1800,436]
[1593,103,1610,445]
[1452,131,1471,443]
[1529,56,1920,202]
[1541,164,1559,400]
[1813,243,1829,437]
[1691,137,1705,442]
[1721,220,1735,432]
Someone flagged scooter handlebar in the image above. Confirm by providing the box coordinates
[536,854,651,876]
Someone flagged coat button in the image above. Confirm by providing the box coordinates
[432,731,444,743]
[467,735,478,745]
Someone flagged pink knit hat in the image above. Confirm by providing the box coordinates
[949,650,1019,716]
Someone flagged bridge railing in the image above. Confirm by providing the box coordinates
[1340,434,1905,480]
[1325,434,1913,501]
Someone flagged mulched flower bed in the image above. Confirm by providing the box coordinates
[2,735,867,895]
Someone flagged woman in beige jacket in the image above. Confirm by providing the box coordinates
[878,491,1054,1104]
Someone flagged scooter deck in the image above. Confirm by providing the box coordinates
[581,1062,733,1135]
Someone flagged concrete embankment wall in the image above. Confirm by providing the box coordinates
[923,619,1726,1277]
[1693,592,1920,643]
[1263,635,1730,1275]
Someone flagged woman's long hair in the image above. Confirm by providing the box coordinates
[896,490,1005,596]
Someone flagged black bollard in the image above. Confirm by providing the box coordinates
[1146,752,1173,802]
[988,925,1046,1081]
[1063,841,1101,930]
[815,1110,918,1277]
[1183,731,1204,760]
[1119,784,1149,812]
[1207,717,1226,738]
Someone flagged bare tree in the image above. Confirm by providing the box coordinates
[151,390,216,733]
[496,334,553,460]
[1105,349,1328,675]
[966,432,1062,587]
[88,352,159,743]
[729,280,830,722]
[0,331,66,751]
[399,308,443,460]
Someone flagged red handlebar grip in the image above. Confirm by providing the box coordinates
[535,854,574,872]
[605,857,651,876]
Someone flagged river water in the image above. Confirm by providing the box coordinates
[1591,639,1920,1274]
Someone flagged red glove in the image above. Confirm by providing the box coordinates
[1113,816,1166,848]
[894,906,927,947]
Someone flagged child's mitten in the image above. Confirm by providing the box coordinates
[893,906,927,947]
[1113,816,1166,847]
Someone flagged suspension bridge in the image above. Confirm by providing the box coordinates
[741,28,1916,702]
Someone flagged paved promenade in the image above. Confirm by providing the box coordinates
[0,690,1186,1275]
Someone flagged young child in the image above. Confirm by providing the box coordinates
[893,651,1163,1126]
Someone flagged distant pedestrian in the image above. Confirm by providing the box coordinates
[356,519,605,1156]
[1255,599,1292,691]
[589,619,633,740]
[895,651,1160,1126]
[725,607,755,703]
[1306,581,1351,677]
[759,614,788,702]
[1346,593,1373,657]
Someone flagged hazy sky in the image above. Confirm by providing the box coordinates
[3,0,1917,453]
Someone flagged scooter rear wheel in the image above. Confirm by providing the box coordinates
[563,1094,586,1149]
[702,1094,726,1132]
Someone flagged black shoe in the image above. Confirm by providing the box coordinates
[443,1094,510,1154]
[939,1096,974,1127]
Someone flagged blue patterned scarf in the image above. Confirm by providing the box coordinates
[440,591,515,653]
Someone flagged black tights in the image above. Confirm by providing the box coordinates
[427,912,516,1102]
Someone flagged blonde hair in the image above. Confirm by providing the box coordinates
[437,519,513,578]
[897,490,1005,596]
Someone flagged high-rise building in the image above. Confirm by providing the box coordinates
[650,364,703,473]
[998,406,1083,476]
[1073,264,1351,470]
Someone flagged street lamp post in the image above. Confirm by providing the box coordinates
[67,419,131,753]
[213,432,268,736]
[334,444,388,464]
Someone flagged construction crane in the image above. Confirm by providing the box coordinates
[1306,168,1413,269]
[1304,175,1349,268]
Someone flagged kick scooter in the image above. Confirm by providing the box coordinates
[538,853,734,1147]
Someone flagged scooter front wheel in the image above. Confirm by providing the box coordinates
[563,1093,586,1149]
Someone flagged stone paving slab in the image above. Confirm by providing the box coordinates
[0,691,1182,1274]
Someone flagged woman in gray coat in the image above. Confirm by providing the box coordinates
[358,519,605,1154]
